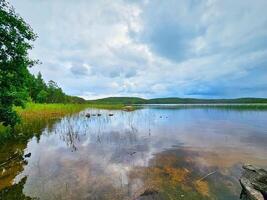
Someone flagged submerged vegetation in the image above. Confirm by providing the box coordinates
[128,148,240,200]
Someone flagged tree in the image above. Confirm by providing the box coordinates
[0,0,37,126]
[46,80,67,103]
[36,89,48,103]
[27,72,47,102]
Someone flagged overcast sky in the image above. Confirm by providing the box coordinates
[10,0,267,99]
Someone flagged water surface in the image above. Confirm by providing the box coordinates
[1,106,267,199]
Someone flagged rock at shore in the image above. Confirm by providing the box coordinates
[240,164,267,200]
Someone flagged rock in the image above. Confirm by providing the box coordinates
[240,164,267,200]
[140,189,158,196]
[108,113,114,116]
[136,188,160,199]
[85,113,90,118]
[97,113,101,116]
[24,153,31,158]
[128,151,136,156]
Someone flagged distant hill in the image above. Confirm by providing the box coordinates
[87,97,267,104]
[88,97,146,104]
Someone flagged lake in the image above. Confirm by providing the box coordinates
[1,106,267,199]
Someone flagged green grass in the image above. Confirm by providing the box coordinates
[1,103,91,142]
[0,124,13,143]
[15,103,90,120]
[14,103,131,116]
[14,103,132,121]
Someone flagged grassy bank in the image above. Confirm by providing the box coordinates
[1,103,130,126]
[14,103,130,120]
[0,103,91,142]
[15,103,91,120]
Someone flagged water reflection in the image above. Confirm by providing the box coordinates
[1,107,267,199]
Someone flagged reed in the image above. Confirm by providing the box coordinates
[15,103,90,121]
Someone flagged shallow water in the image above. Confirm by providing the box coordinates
[1,106,267,199]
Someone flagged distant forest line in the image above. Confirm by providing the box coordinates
[88,97,267,105]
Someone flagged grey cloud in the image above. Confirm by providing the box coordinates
[70,65,89,76]
[10,0,267,99]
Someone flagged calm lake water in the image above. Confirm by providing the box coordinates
[1,106,267,200]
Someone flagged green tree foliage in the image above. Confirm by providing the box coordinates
[46,80,66,103]
[26,72,85,104]
[27,72,47,101]
[36,89,48,103]
[0,0,37,126]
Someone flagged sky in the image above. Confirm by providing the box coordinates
[9,0,267,99]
